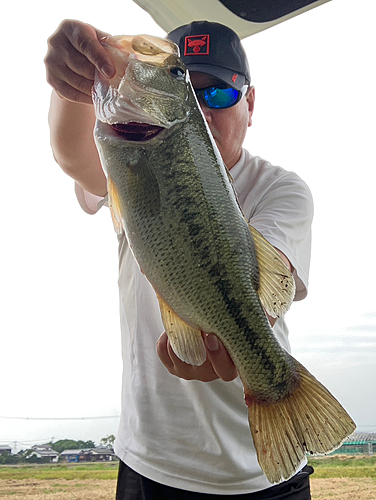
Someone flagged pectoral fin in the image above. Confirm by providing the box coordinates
[157,296,206,366]
[248,224,295,318]
[107,176,124,235]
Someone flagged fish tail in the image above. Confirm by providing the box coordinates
[245,360,356,484]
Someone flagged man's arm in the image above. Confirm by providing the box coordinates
[45,20,116,196]
[48,93,107,196]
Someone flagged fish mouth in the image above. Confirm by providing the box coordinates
[111,122,165,141]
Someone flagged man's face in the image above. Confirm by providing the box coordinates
[190,72,255,169]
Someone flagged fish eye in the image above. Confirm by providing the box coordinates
[170,67,185,78]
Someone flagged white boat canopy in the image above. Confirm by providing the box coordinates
[133,0,331,39]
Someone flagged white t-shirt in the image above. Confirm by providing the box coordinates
[76,148,313,494]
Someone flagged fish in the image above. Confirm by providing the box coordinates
[92,34,356,484]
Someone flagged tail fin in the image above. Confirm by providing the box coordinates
[246,360,356,484]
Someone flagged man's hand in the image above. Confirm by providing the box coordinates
[156,331,238,382]
[45,20,116,104]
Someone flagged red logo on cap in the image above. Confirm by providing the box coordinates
[232,74,238,83]
[184,35,210,56]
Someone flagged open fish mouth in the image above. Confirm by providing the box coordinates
[111,122,165,141]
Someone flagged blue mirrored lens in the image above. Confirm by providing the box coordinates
[202,86,239,109]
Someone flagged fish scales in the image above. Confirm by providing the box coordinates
[93,34,355,484]
[105,100,294,401]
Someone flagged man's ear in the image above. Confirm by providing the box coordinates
[246,86,255,127]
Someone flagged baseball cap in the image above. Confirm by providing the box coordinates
[167,21,251,91]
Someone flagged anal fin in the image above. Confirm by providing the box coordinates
[157,296,206,366]
[248,224,295,318]
[245,360,356,484]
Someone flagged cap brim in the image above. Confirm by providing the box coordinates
[185,64,247,90]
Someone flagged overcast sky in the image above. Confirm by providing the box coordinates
[1,0,375,453]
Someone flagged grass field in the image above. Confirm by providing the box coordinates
[0,457,375,499]
[308,456,376,500]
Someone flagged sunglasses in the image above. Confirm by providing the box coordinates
[194,84,248,109]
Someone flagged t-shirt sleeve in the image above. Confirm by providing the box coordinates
[249,172,313,301]
[74,182,108,214]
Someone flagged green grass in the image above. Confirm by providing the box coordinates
[0,462,119,481]
[308,455,376,479]
[1,457,375,481]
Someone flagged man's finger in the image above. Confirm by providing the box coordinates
[157,332,219,382]
[50,20,115,79]
[49,78,93,105]
[156,331,175,371]
[47,62,94,97]
[157,331,237,382]
[205,334,238,382]
[67,21,115,78]
[64,47,97,81]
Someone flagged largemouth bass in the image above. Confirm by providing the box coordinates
[92,34,355,484]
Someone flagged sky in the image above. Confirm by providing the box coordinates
[1,0,375,454]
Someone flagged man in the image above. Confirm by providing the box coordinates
[45,19,314,499]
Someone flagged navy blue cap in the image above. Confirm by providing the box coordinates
[167,21,251,91]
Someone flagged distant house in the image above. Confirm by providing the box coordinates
[60,447,116,463]
[60,449,91,463]
[0,446,12,455]
[89,446,116,462]
[28,445,59,463]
